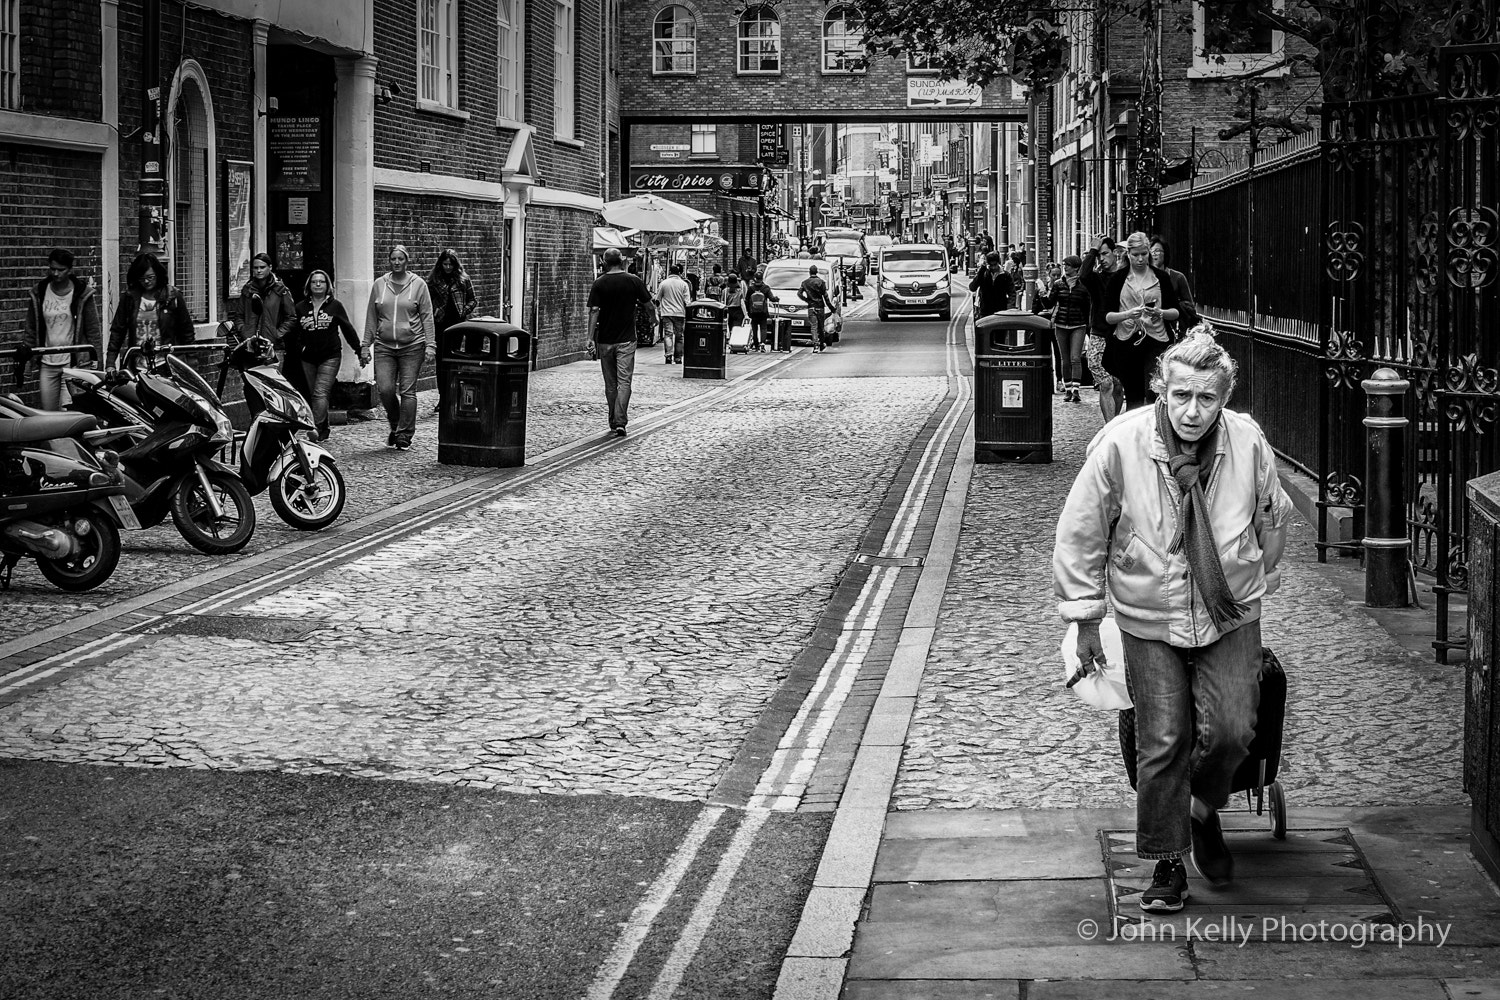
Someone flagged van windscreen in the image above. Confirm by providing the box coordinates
[883,250,945,273]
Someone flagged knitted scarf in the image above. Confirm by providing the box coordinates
[1155,402,1248,629]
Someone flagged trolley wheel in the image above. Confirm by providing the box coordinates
[1267,781,1287,840]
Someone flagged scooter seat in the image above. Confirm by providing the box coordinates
[0,412,99,444]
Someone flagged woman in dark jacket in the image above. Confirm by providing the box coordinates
[293,269,361,440]
[107,252,194,369]
[1101,230,1182,411]
[1149,237,1199,337]
[240,251,302,394]
[426,248,477,413]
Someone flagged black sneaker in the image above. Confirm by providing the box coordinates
[1191,813,1234,886]
[1139,859,1189,912]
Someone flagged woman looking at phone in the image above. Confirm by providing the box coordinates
[1102,231,1181,410]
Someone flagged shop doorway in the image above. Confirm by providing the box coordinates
[266,46,335,297]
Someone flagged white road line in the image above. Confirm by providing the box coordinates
[645,808,770,1000]
[582,806,726,1000]
[0,634,145,698]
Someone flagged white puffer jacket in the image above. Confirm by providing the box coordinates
[1052,405,1293,648]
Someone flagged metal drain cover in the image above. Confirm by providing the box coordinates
[156,615,329,643]
[855,554,925,568]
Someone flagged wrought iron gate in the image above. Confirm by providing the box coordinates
[1320,17,1500,663]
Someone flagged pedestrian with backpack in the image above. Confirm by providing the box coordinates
[745,269,780,352]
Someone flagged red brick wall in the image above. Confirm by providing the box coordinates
[522,204,597,366]
[114,1,254,317]
[620,0,1025,120]
[0,146,105,398]
[371,192,509,317]
[18,0,103,119]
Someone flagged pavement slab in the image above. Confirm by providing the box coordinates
[894,389,1465,812]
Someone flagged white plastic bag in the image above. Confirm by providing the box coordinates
[1060,618,1133,711]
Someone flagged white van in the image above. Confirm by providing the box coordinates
[876,244,952,321]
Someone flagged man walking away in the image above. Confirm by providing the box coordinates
[23,248,101,409]
[968,252,1014,319]
[587,248,651,437]
[746,268,780,352]
[656,264,691,364]
[797,265,836,353]
[1054,328,1292,915]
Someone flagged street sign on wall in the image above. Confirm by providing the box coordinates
[757,124,788,167]
[630,166,767,195]
[906,78,983,109]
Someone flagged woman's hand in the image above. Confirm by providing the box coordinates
[358,348,372,367]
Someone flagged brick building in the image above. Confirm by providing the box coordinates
[1048,0,1322,259]
[1,0,614,405]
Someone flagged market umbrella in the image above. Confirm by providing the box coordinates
[601,194,703,234]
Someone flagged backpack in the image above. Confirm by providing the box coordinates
[749,288,768,313]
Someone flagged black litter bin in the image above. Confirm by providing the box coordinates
[437,319,530,467]
[975,310,1054,464]
[682,299,727,380]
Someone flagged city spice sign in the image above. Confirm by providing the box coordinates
[630,167,765,195]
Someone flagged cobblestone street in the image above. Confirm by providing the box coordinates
[0,366,950,802]
[895,388,1465,813]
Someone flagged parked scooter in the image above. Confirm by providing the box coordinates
[58,343,257,554]
[216,317,346,530]
[0,345,138,591]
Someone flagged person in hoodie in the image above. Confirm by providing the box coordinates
[107,252,194,370]
[293,269,361,441]
[240,251,302,394]
[22,248,102,409]
[362,244,437,450]
[426,248,477,413]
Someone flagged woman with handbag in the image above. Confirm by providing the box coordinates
[1101,232,1182,411]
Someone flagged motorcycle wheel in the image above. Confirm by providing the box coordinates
[171,471,256,554]
[270,458,346,530]
[36,508,121,592]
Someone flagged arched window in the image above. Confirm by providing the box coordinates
[653,5,696,74]
[737,6,780,75]
[168,64,215,323]
[822,5,865,74]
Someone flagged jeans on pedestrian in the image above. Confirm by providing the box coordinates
[1120,621,1263,860]
[1053,325,1086,386]
[599,339,636,429]
[301,354,341,440]
[38,365,70,410]
[661,316,685,360]
[374,341,425,446]
[807,309,826,348]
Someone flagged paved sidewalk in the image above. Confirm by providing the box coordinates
[777,386,1495,998]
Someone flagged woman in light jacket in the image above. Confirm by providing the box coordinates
[1101,231,1182,411]
[362,245,436,451]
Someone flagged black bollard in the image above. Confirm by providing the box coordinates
[1362,367,1411,608]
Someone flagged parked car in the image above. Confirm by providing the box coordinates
[876,244,953,321]
[761,258,846,344]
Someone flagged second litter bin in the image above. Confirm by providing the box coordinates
[974,310,1053,464]
[437,319,530,467]
[683,299,727,380]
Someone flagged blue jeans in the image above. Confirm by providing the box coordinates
[598,339,636,429]
[1121,621,1262,860]
[301,355,340,440]
[374,341,426,446]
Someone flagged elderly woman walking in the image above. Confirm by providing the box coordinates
[362,245,437,451]
[1102,231,1182,411]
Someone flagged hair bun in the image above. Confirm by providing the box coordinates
[1185,320,1217,341]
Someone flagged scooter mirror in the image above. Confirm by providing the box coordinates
[250,293,264,317]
